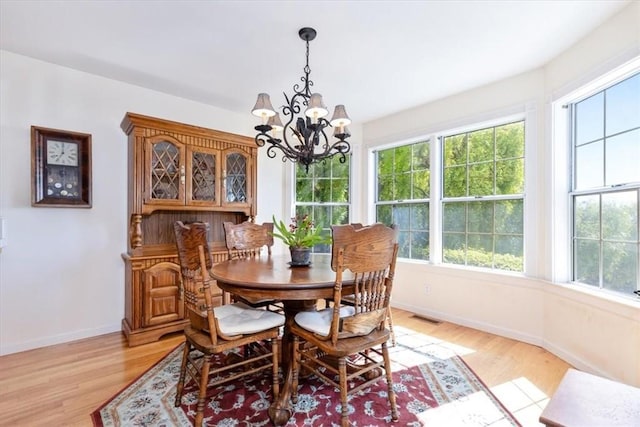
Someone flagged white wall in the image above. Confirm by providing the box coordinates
[363,2,640,387]
[0,51,285,354]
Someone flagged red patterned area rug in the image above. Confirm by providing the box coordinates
[92,327,521,426]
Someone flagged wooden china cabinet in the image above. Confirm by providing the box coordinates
[121,112,257,346]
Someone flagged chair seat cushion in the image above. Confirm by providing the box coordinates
[294,305,356,336]
[214,302,284,336]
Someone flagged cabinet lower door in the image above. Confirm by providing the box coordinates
[142,262,184,327]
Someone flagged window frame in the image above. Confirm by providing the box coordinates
[374,140,431,261]
[440,119,526,272]
[567,70,640,297]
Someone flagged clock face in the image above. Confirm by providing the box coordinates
[47,140,79,166]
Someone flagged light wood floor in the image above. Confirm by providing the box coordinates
[0,308,571,426]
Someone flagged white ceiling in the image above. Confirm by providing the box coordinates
[0,0,630,123]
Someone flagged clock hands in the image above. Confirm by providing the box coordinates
[57,144,65,160]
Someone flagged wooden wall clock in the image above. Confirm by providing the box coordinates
[31,126,92,208]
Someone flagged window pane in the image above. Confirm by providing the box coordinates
[314,178,331,202]
[295,205,312,219]
[574,195,600,239]
[496,122,525,159]
[377,205,392,225]
[378,175,394,201]
[444,134,466,166]
[377,141,429,203]
[603,242,638,294]
[606,73,640,136]
[443,165,467,197]
[331,206,349,225]
[394,205,411,229]
[443,233,465,265]
[332,156,349,176]
[411,203,429,230]
[468,162,494,196]
[397,231,410,258]
[443,202,466,232]
[411,231,430,259]
[468,201,493,233]
[496,158,524,195]
[605,129,640,185]
[575,140,604,189]
[495,200,523,234]
[396,173,412,200]
[467,234,494,268]
[413,170,430,199]
[312,206,330,228]
[495,235,524,271]
[602,191,638,241]
[331,178,349,202]
[395,145,412,173]
[575,92,604,145]
[574,239,600,286]
[468,128,494,163]
[378,150,394,175]
[412,142,430,170]
[314,160,331,177]
[296,178,313,202]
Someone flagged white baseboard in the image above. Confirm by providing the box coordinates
[393,301,543,347]
[0,323,122,356]
[541,340,609,379]
[392,301,618,381]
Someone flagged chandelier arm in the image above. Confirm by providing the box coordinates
[310,139,351,162]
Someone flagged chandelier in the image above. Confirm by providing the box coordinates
[251,27,351,172]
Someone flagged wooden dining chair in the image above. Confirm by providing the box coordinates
[332,222,396,346]
[173,221,285,427]
[223,220,283,312]
[290,223,400,427]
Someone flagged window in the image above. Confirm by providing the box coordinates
[294,155,350,253]
[375,141,430,260]
[571,72,640,295]
[442,121,525,271]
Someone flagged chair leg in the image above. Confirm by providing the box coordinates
[381,342,399,421]
[194,356,211,427]
[174,342,190,407]
[338,357,349,427]
[387,307,396,347]
[271,337,280,399]
[291,335,300,404]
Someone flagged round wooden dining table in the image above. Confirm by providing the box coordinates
[210,253,354,426]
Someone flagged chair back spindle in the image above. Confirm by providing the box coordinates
[223,221,274,260]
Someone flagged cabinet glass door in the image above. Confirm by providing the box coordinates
[224,151,249,205]
[187,148,219,206]
[148,140,184,203]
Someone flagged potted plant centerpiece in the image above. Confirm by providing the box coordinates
[271,215,331,266]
